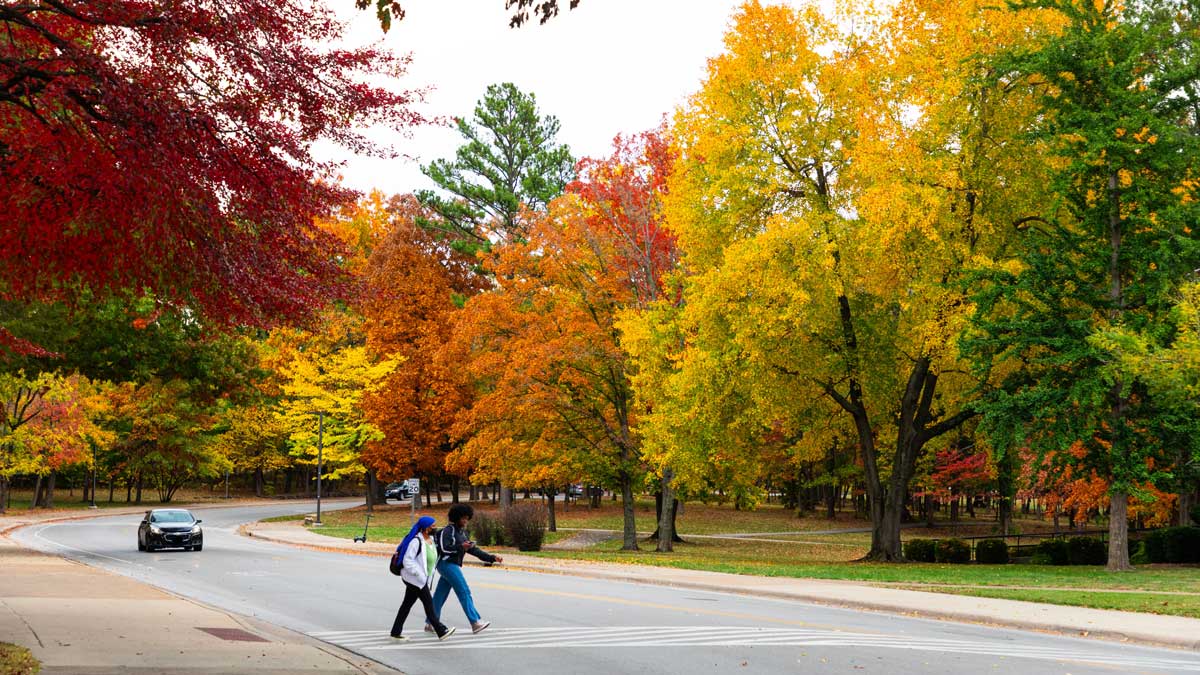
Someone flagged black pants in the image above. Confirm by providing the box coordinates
[391,581,446,637]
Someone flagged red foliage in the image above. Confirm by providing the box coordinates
[567,127,679,305]
[0,1,423,327]
[927,446,994,499]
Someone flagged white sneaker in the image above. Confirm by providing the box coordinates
[390,634,408,641]
[471,621,491,634]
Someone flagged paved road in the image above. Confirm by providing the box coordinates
[13,502,1200,675]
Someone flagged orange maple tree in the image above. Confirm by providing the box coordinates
[448,130,677,550]
[360,197,487,484]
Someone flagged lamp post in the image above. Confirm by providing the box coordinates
[314,410,325,526]
[89,443,97,509]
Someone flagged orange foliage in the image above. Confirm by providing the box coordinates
[359,197,486,482]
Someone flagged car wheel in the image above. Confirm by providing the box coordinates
[146,543,156,552]
[138,536,145,552]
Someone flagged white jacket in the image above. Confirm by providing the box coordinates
[400,535,433,588]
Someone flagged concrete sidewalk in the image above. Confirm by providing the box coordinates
[0,504,394,675]
[244,519,1200,652]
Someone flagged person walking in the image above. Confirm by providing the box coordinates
[427,504,503,634]
[390,515,455,641]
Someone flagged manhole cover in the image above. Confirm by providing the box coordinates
[196,627,269,642]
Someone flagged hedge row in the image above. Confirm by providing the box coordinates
[1138,526,1200,564]
[904,535,1126,565]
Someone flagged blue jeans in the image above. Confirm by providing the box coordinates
[431,560,481,624]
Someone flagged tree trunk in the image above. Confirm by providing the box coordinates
[451,476,460,504]
[499,484,512,511]
[365,469,376,513]
[254,467,265,498]
[283,469,293,495]
[0,476,8,515]
[31,474,42,508]
[43,473,55,508]
[1107,490,1133,570]
[546,486,557,532]
[656,468,678,552]
[135,473,143,504]
[1181,488,1195,527]
[924,493,934,528]
[619,470,638,551]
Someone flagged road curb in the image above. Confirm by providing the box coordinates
[239,523,1200,653]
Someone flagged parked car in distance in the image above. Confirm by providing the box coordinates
[384,482,412,501]
[138,509,202,552]
[568,483,584,497]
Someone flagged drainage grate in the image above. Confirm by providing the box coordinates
[196,627,269,642]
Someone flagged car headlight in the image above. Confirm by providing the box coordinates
[149,526,161,534]
[191,525,202,534]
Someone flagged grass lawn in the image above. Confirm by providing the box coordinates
[0,642,38,674]
[282,498,1200,617]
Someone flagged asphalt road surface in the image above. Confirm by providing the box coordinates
[14,501,1200,675]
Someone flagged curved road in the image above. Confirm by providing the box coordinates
[13,502,1200,675]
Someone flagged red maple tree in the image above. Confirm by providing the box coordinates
[0,1,423,348]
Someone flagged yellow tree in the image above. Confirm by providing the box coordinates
[273,313,397,491]
[634,0,1053,560]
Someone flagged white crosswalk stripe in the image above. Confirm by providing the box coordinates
[307,626,1200,671]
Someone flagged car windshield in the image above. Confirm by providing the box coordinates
[150,511,193,523]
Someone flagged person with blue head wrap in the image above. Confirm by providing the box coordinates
[389,515,455,641]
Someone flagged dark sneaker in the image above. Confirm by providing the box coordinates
[437,626,456,641]
[471,621,491,634]
[390,634,408,641]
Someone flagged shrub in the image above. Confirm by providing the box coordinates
[975,539,1009,564]
[935,538,971,564]
[904,539,936,562]
[1163,526,1200,563]
[1067,536,1107,565]
[1130,541,1151,565]
[502,502,547,551]
[470,513,504,547]
[1033,538,1070,565]
[1141,527,1200,564]
[1143,528,1168,563]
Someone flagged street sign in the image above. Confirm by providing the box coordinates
[408,478,420,523]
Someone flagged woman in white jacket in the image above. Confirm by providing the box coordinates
[390,516,455,640]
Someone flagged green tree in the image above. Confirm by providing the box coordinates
[966,0,1200,569]
[418,83,575,247]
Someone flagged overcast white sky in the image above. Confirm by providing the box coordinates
[323,0,807,197]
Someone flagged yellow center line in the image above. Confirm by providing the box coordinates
[475,581,877,634]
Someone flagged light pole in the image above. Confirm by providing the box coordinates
[314,410,325,526]
[89,443,97,509]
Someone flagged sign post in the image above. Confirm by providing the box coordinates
[408,478,420,523]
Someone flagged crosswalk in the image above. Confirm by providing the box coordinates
[308,625,1200,671]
